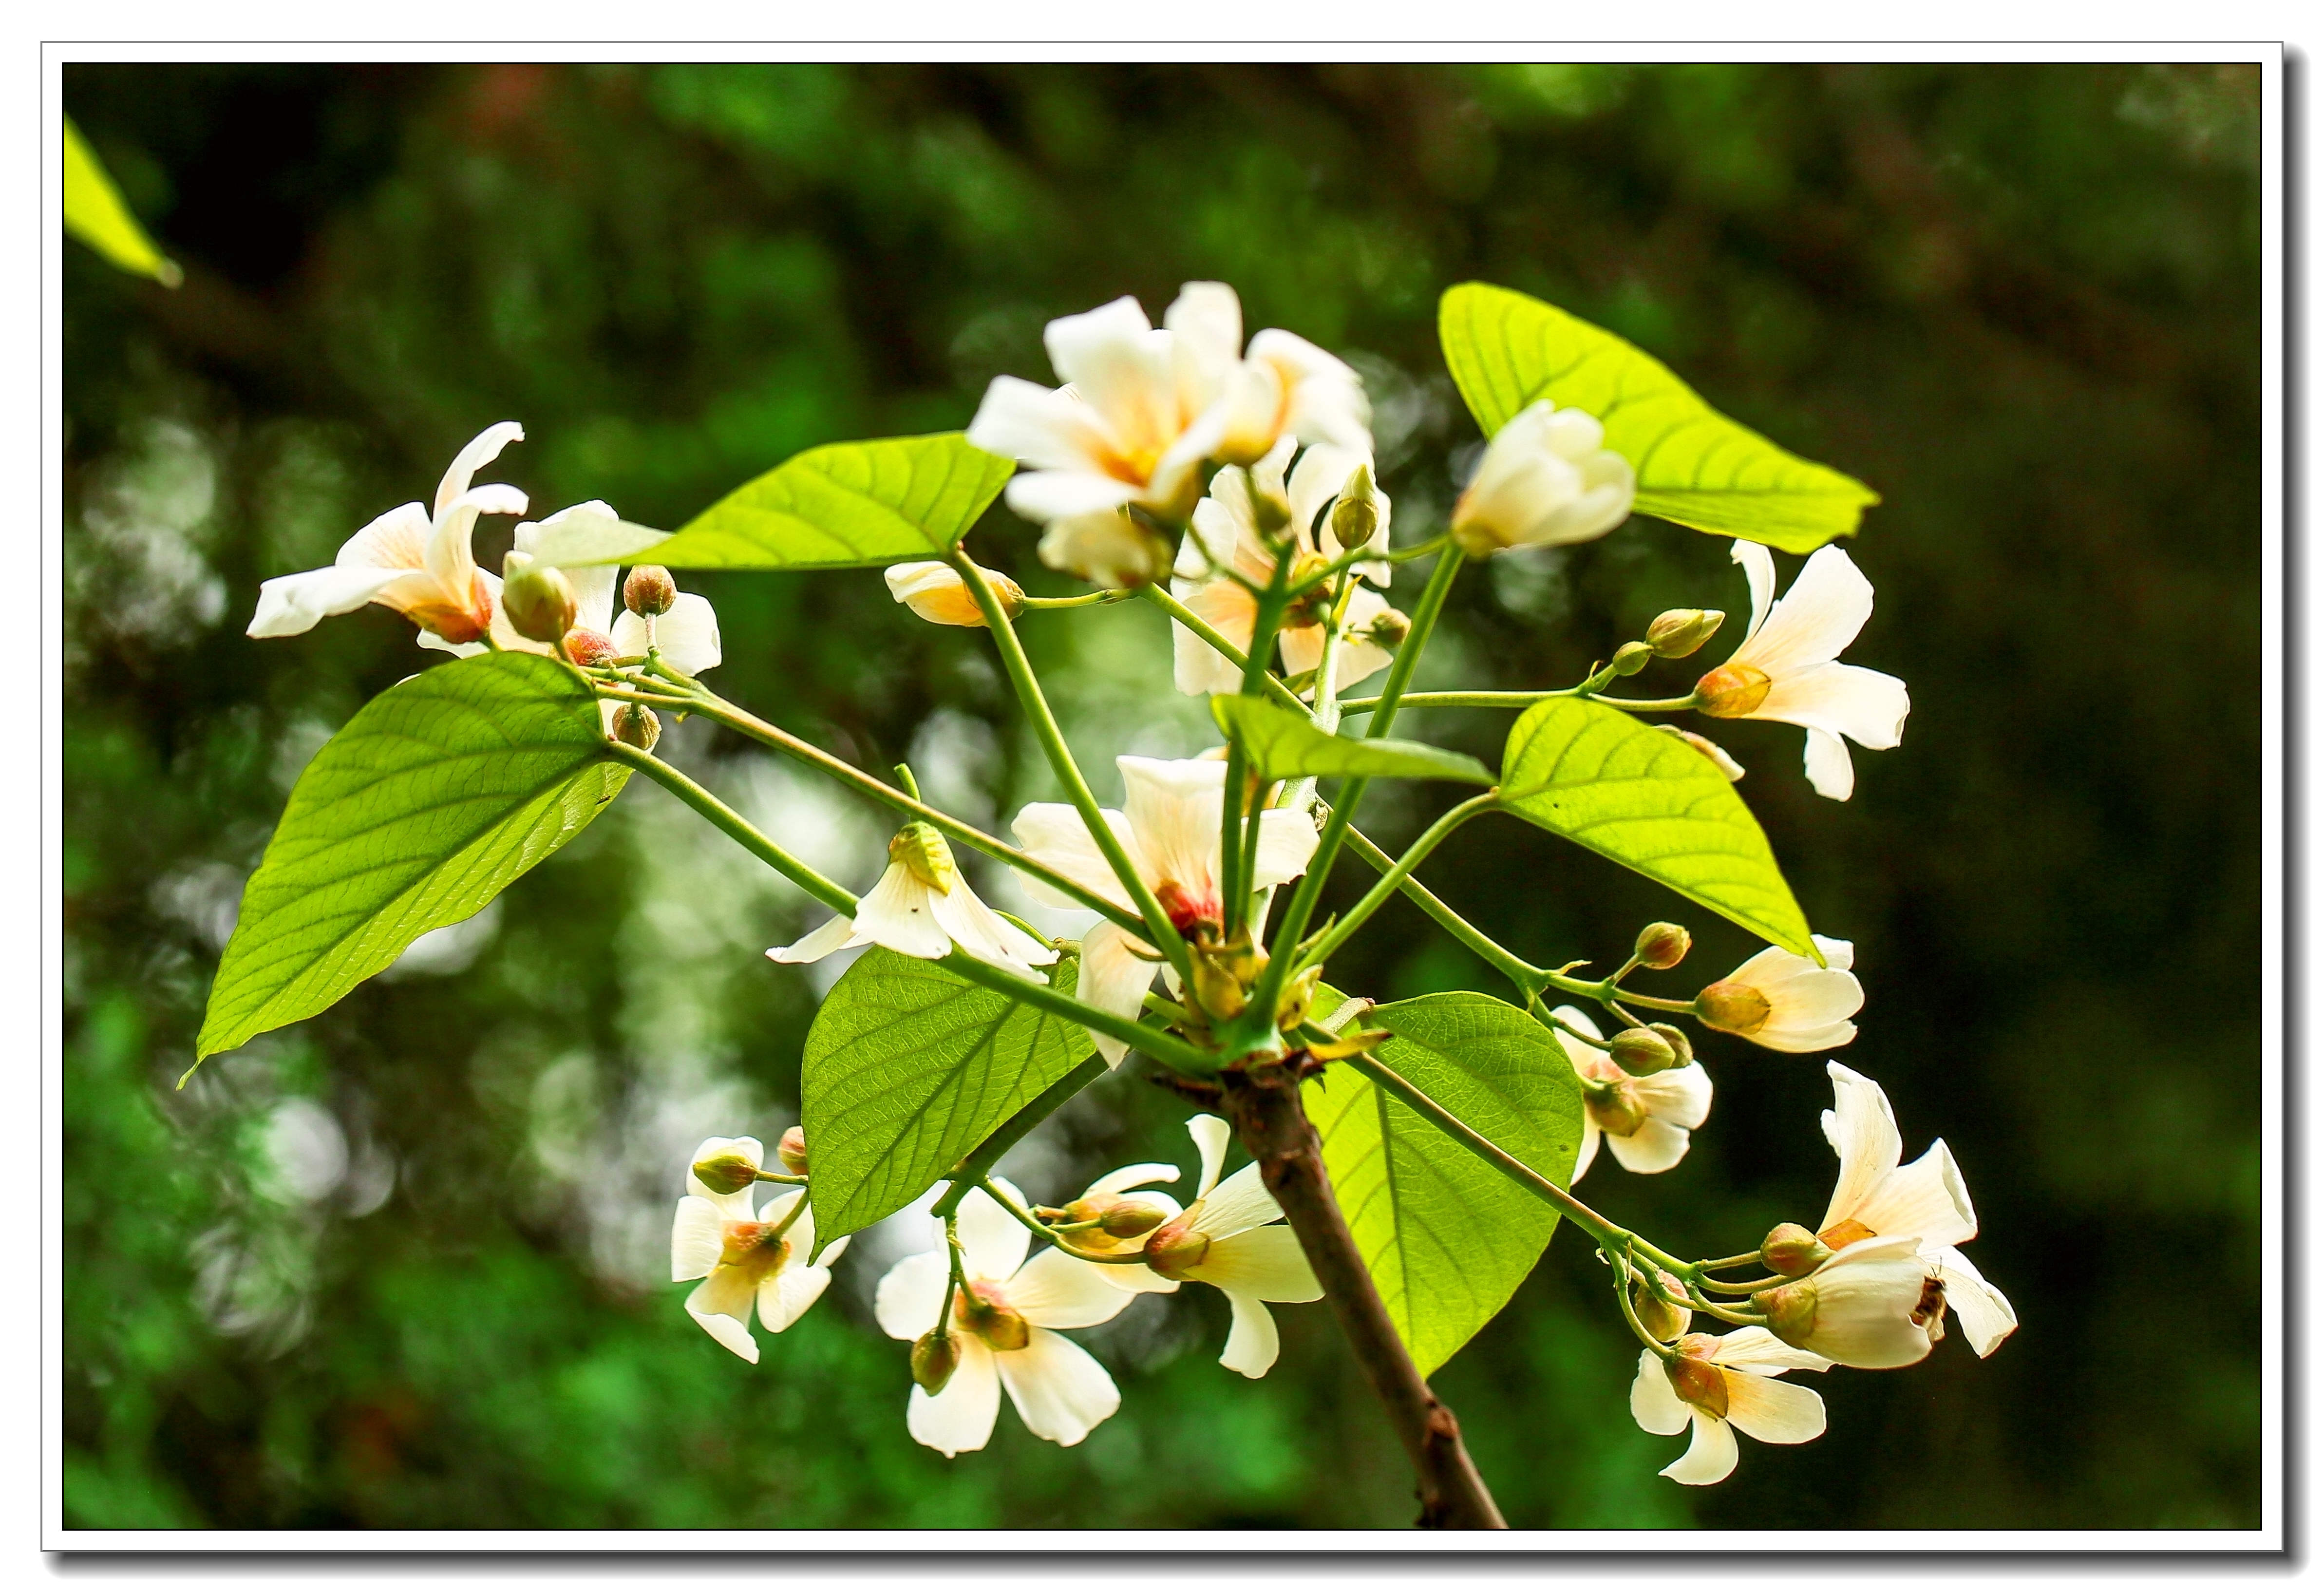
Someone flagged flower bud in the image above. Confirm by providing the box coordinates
[1633,922,1691,970]
[1449,401,1637,557]
[955,1286,1031,1352]
[1664,1337,1731,1418]
[623,564,678,617]
[1098,1199,1169,1239]
[691,1150,759,1195]
[1645,607,1724,659]
[1610,641,1655,677]
[884,560,1025,628]
[888,823,958,893]
[563,626,619,667]
[610,702,661,752]
[912,1328,960,1395]
[1143,1221,1212,1279]
[1647,1024,1694,1068]
[1759,1222,1832,1277]
[1329,462,1380,552]
[1275,964,1322,1032]
[776,1126,809,1176]
[1606,1026,1677,1076]
[502,556,579,645]
[1189,954,1247,1023]
[1633,1271,1691,1341]
[1695,663,1773,718]
[1695,980,1774,1036]
[1366,607,1412,649]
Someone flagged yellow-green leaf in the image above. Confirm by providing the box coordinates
[1439,282,1876,553]
[1212,695,1493,786]
[63,116,180,286]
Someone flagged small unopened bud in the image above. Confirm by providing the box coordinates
[1695,663,1773,718]
[1329,462,1380,551]
[1275,964,1322,1032]
[1366,607,1412,649]
[776,1126,809,1176]
[888,823,958,893]
[1610,640,1655,677]
[955,1286,1031,1352]
[1606,1026,1678,1076]
[1189,956,1247,1023]
[691,1150,759,1195]
[1665,1336,1731,1418]
[1695,980,1774,1036]
[624,564,678,617]
[911,1329,960,1395]
[1633,922,1692,970]
[1645,607,1724,659]
[1098,1200,1169,1239]
[610,702,661,752]
[885,561,1025,628]
[1753,1278,1819,1348]
[502,556,579,645]
[1633,1271,1690,1341]
[1759,1223,1832,1278]
[1143,1222,1212,1279]
[1647,1024,1694,1069]
[563,626,619,667]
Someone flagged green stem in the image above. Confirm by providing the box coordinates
[749,1171,811,1186]
[930,1055,1111,1220]
[952,556,1194,988]
[1338,689,1702,717]
[604,744,857,914]
[1609,1252,1678,1357]
[936,949,1216,1078]
[1593,694,1701,713]
[975,1178,1155,1265]
[1135,585,1312,716]
[1299,794,1498,970]
[1336,822,1548,998]
[1222,556,1296,935]
[1020,588,1133,610]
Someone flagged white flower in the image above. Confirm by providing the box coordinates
[1035,509,1175,589]
[1753,1233,1945,1369]
[884,560,1024,628]
[1447,401,1635,557]
[770,823,1057,982]
[1555,1007,1713,1180]
[1694,935,1863,1052]
[1629,1328,1831,1485]
[247,421,527,645]
[965,282,1368,529]
[1170,438,1397,699]
[873,1179,1132,1456]
[668,1135,845,1364]
[1696,541,1909,801]
[1011,757,1319,1063]
[1068,1115,1322,1377]
[1811,1062,2017,1357]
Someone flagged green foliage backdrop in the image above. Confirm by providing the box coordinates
[61,62,2260,1529]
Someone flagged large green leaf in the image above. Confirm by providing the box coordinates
[196,654,626,1064]
[1439,282,1877,553]
[1305,990,1581,1377]
[1500,697,1815,957]
[63,115,179,286]
[603,433,1014,570]
[802,950,1093,1248]
[1213,695,1494,786]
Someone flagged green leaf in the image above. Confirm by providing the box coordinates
[619,433,1015,570]
[63,115,180,286]
[1212,695,1494,786]
[1500,697,1815,957]
[802,950,1093,1248]
[1439,281,1877,553]
[1304,990,1581,1377]
[196,654,627,1064]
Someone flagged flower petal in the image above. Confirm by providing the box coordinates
[1007,469,1143,524]
[1662,1410,1739,1485]
[1171,573,1259,697]
[1931,1244,2018,1357]
[247,564,412,638]
[434,421,526,517]
[1116,756,1224,902]
[967,375,1117,474]
[1801,726,1856,801]
[930,880,1057,981]
[766,912,863,965]
[1819,1062,1904,1233]
[873,1250,952,1341]
[1076,920,1161,1066]
[997,1327,1120,1447]
[908,1337,1001,1456]
[956,1179,1032,1281]
[1734,544,1875,679]
[1604,1115,1693,1175]
[1720,1368,1826,1446]
[1710,1326,1834,1375]
[1631,1062,1713,1131]
[1219,1290,1281,1378]
[1089,1161,1182,1198]
[684,1285,760,1364]
[1186,1114,1232,1200]
[1249,807,1321,891]
[1854,1140,1977,1249]
[1187,1226,1320,1302]
[669,1195,727,1282]
[1573,1116,1602,1181]
[610,592,722,678]
[759,1264,831,1333]
[1007,1247,1135,1329]
[1188,1160,1283,1241]
[1757,662,1910,757]
[1629,1350,1691,1436]
[1012,803,1141,910]
[850,861,956,962]
[1729,539,1777,641]
[683,1137,766,1198]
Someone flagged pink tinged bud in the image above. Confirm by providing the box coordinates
[1633,922,1692,970]
[610,702,660,751]
[1647,1024,1694,1068]
[691,1150,760,1195]
[1695,980,1774,1036]
[776,1126,809,1176]
[623,564,678,617]
[1665,1337,1731,1419]
[1695,663,1773,718]
[912,1328,960,1394]
[563,626,619,666]
[1606,1027,1677,1077]
[1143,1221,1212,1279]
[1634,1273,1690,1342]
[1098,1200,1169,1239]
[1760,1223,1833,1277]
[955,1280,1030,1351]
[1644,607,1724,659]
[502,557,579,645]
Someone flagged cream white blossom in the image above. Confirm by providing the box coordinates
[1695,541,1909,801]
[873,1179,1132,1456]
[770,823,1057,982]
[1170,438,1397,699]
[1753,1233,1945,1369]
[1556,1007,1713,1179]
[669,1136,845,1363]
[1629,1328,1831,1485]
[1447,401,1635,556]
[248,421,527,645]
[965,282,1368,530]
[1695,935,1863,1052]
[1011,757,1319,1063]
[884,560,1025,628]
[1803,1062,2017,1358]
[1071,1114,1322,1377]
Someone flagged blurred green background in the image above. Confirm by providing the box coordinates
[61,62,2262,1531]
